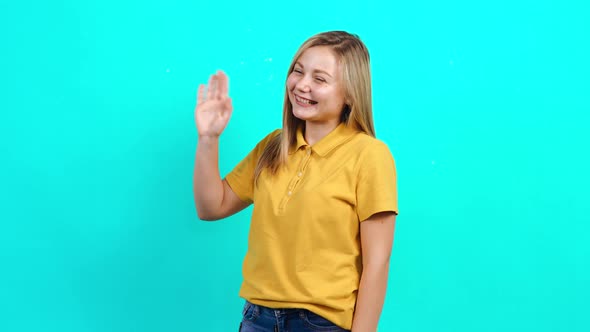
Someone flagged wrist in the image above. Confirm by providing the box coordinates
[198,134,220,142]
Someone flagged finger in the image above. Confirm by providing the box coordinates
[218,70,229,97]
[212,73,222,100]
[207,74,216,101]
[197,84,205,105]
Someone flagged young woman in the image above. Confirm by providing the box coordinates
[193,31,398,332]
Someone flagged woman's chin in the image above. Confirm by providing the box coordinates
[292,112,312,122]
[292,106,317,121]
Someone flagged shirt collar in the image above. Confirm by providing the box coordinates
[289,123,359,157]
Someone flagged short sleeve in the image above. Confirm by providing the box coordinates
[356,140,398,222]
[224,130,281,204]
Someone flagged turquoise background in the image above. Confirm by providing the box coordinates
[1,0,589,331]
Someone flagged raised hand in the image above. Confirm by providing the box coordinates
[195,70,233,138]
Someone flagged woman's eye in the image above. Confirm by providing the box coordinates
[315,77,326,82]
[293,69,303,74]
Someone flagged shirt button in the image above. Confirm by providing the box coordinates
[288,191,292,196]
[306,149,311,155]
[297,172,302,177]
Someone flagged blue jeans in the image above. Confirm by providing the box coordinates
[239,301,350,332]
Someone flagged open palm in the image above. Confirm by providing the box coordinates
[195,71,233,137]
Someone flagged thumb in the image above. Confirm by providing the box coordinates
[224,97,233,111]
[223,98,233,119]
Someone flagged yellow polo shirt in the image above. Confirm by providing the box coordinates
[225,123,398,330]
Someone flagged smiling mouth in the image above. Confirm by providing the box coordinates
[295,95,318,105]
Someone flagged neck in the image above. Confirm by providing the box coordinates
[304,120,340,146]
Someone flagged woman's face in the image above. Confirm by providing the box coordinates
[287,46,346,127]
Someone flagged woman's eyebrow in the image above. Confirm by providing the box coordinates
[295,62,333,78]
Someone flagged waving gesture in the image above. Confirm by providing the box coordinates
[195,71,233,137]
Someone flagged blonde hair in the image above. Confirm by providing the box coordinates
[254,31,375,182]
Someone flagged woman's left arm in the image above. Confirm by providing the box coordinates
[351,211,397,332]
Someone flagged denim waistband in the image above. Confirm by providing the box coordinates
[247,301,304,315]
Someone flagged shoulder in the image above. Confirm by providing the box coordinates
[259,129,282,145]
[268,129,282,140]
[352,132,394,160]
[346,133,396,179]
[251,129,282,151]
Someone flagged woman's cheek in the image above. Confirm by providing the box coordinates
[286,74,297,88]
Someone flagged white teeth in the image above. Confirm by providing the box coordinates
[296,95,315,105]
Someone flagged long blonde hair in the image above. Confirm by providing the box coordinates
[254,31,375,183]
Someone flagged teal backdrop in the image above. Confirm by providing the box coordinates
[1,0,589,331]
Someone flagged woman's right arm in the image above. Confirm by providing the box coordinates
[193,71,249,221]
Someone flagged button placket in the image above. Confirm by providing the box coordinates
[279,147,312,212]
[300,148,312,173]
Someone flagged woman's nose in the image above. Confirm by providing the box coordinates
[295,76,311,92]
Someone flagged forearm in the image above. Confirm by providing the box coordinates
[351,263,390,332]
[193,135,224,220]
